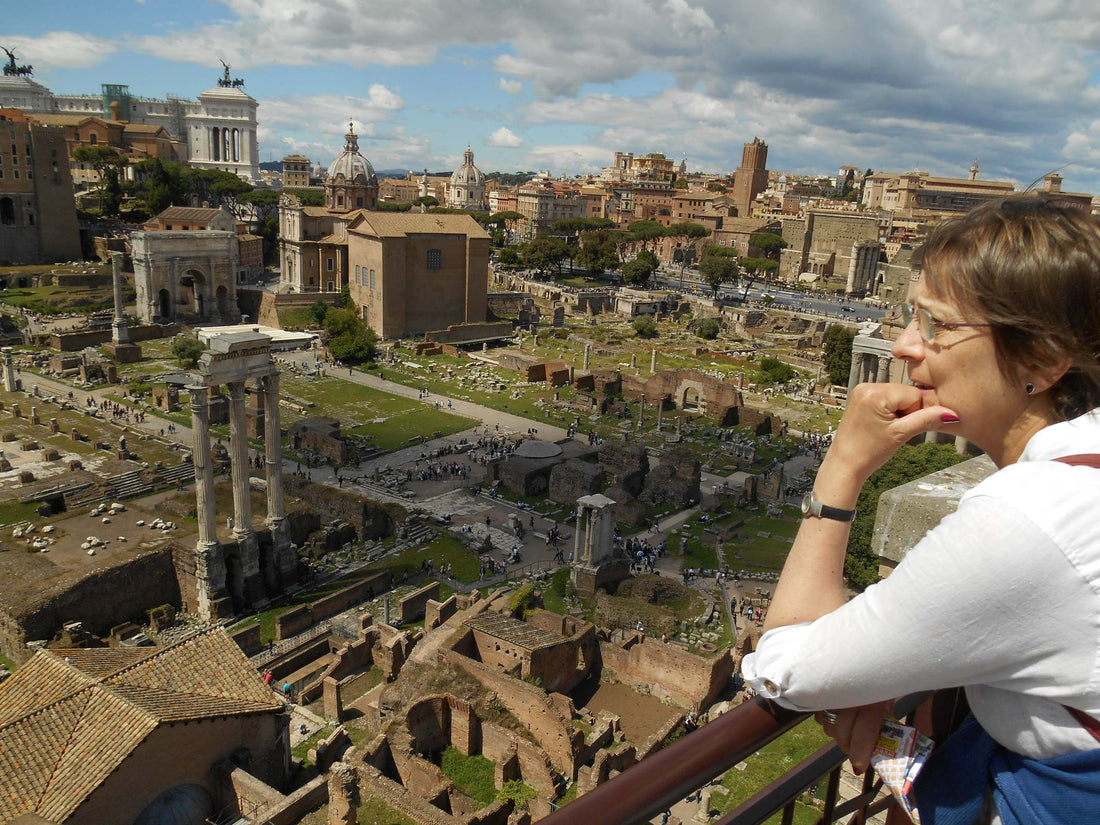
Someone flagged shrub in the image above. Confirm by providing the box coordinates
[633,314,658,338]
[171,336,205,368]
[695,317,721,340]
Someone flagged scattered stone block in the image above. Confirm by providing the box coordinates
[49,418,59,434]
[18,470,34,484]
[42,448,60,461]
[1,432,14,442]
[20,440,38,451]
[68,459,82,471]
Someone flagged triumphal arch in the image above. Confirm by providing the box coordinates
[187,330,295,621]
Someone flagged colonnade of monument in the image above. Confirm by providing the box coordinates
[188,332,294,621]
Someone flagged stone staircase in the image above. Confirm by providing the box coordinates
[66,463,196,510]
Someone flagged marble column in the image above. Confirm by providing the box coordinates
[110,252,131,345]
[847,351,862,394]
[190,384,226,621]
[573,504,586,563]
[228,381,263,606]
[1,347,15,392]
[876,355,891,384]
[583,509,594,564]
[583,344,591,371]
[656,401,663,431]
[651,347,657,374]
[264,372,295,584]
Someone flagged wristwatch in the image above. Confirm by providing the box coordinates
[801,491,857,522]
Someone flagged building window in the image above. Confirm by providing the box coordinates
[370,270,376,290]
[326,258,334,272]
[426,249,442,269]
[355,264,360,284]
[89,134,97,145]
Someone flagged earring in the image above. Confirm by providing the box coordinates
[1025,383,1036,396]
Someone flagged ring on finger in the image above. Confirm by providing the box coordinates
[820,711,838,725]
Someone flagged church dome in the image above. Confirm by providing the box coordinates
[451,147,484,187]
[132,784,213,825]
[327,122,377,184]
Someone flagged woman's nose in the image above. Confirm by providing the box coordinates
[891,320,924,361]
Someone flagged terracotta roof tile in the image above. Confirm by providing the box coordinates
[0,629,281,821]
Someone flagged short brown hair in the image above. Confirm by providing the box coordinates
[917,195,1100,420]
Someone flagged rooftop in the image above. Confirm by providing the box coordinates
[465,612,566,651]
[0,628,282,823]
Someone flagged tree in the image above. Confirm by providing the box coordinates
[822,324,856,385]
[633,314,658,338]
[286,188,324,206]
[695,317,721,340]
[413,195,439,208]
[699,254,740,298]
[577,229,620,276]
[73,145,128,214]
[666,221,711,287]
[496,246,522,268]
[323,308,377,364]
[239,189,281,263]
[757,356,795,385]
[751,232,787,260]
[309,299,329,327]
[170,336,205,368]
[627,219,667,251]
[622,257,655,287]
[845,444,965,588]
[523,236,569,276]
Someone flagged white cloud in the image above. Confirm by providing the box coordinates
[499,77,522,95]
[6,32,116,69]
[487,126,523,148]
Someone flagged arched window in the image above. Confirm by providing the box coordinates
[211,127,220,161]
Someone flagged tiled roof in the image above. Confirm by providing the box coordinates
[465,613,565,650]
[154,206,224,224]
[351,211,490,239]
[0,629,282,823]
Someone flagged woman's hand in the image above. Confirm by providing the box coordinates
[824,383,960,487]
[815,700,895,774]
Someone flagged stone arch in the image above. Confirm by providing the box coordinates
[0,197,14,225]
[179,269,207,317]
[158,288,171,319]
[682,385,701,412]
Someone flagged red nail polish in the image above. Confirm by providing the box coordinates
[941,414,961,423]
[854,766,864,776]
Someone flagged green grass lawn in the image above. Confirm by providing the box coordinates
[364,533,481,584]
[0,282,128,314]
[440,746,498,805]
[708,719,833,824]
[357,797,417,825]
[0,652,16,672]
[541,567,571,614]
[280,374,476,451]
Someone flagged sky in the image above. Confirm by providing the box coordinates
[9,0,1100,192]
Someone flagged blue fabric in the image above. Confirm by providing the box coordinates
[912,714,1100,825]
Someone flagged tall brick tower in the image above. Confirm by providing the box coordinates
[732,137,769,217]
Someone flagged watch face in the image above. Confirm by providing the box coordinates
[801,493,812,515]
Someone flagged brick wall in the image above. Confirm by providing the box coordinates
[598,638,733,711]
[399,581,441,624]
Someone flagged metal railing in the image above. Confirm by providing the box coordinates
[541,693,929,825]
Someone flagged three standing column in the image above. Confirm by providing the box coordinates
[190,384,227,621]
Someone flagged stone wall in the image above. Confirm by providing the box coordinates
[425,594,458,630]
[232,622,262,656]
[249,776,327,825]
[49,324,169,352]
[598,638,733,712]
[548,459,604,504]
[444,649,581,775]
[425,321,513,345]
[275,572,393,640]
[399,581,441,624]
[1,546,181,663]
[283,475,399,540]
[598,442,649,497]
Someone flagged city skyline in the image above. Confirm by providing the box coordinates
[9,0,1100,191]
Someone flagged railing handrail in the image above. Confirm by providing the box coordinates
[541,692,928,825]
[541,696,805,825]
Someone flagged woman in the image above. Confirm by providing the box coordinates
[741,196,1100,824]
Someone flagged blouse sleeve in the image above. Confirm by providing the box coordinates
[740,493,1098,712]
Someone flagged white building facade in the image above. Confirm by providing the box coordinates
[0,66,261,182]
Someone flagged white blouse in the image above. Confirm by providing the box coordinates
[741,409,1100,759]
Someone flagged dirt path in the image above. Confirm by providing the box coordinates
[572,680,681,745]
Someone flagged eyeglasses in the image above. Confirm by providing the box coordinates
[898,303,993,342]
